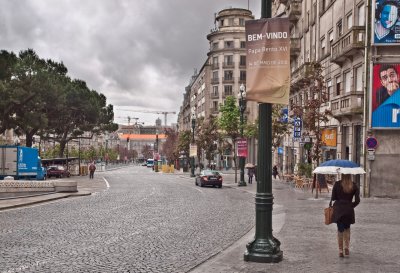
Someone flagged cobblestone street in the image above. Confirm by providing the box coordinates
[0,166,254,273]
[1,166,400,273]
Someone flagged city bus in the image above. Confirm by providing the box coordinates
[146,158,154,168]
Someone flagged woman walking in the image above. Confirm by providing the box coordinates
[329,174,360,257]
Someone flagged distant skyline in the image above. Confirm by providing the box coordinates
[0,0,261,126]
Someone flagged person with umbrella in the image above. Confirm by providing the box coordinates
[245,163,255,184]
[314,160,364,258]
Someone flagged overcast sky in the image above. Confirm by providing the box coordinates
[1,0,261,126]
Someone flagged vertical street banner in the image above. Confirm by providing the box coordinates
[371,63,400,128]
[245,17,290,104]
[373,0,400,44]
[237,138,248,157]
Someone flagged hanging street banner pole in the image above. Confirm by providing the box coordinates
[243,0,285,263]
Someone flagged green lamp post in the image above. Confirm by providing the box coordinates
[238,83,247,187]
[190,113,196,177]
[244,0,283,263]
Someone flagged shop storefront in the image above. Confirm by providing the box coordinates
[321,128,337,162]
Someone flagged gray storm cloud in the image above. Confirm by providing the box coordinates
[0,0,260,125]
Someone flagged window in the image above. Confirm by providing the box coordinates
[240,41,246,48]
[358,4,365,26]
[344,71,351,93]
[224,41,234,48]
[212,71,218,80]
[327,80,332,101]
[228,18,234,26]
[336,75,341,96]
[239,18,245,26]
[321,36,326,57]
[224,70,233,80]
[337,20,343,37]
[212,42,218,50]
[224,85,233,96]
[240,70,246,81]
[224,55,233,65]
[347,13,353,29]
[240,55,246,66]
[355,66,363,91]
[328,31,334,51]
[212,86,218,96]
[219,19,224,27]
[212,56,218,68]
[212,101,218,111]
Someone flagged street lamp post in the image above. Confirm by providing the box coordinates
[238,83,247,187]
[244,0,283,263]
[190,114,196,177]
[154,132,159,172]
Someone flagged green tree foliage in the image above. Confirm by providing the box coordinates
[176,130,191,160]
[291,62,331,164]
[162,128,179,164]
[196,116,220,166]
[0,49,117,156]
[272,104,291,148]
[218,96,240,180]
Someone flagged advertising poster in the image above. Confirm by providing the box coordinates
[371,63,400,128]
[374,0,400,44]
[321,128,337,147]
[245,17,290,104]
[237,138,248,157]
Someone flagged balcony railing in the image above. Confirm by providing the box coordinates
[223,62,235,68]
[210,92,219,99]
[211,63,219,69]
[223,77,234,83]
[289,1,302,23]
[331,26,365,65]
[291,62,313,84]
[330,91,364,118]
[290,37,301,58]
[211,108,219,114]
[211,77,219,84]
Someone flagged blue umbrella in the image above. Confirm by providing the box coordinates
[313,159,366,175]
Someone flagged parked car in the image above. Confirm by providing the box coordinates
[47,166,71,178]
[195,170,223,188]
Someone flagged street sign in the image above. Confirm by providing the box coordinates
[366,137,378,149]
[293,117,302,139]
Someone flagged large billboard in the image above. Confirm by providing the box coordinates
[371,63,400,128]
[373,0,400,44]
[245,17,290,104]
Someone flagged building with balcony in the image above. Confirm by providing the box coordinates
[273,0,400,197]
[177,7,258,170]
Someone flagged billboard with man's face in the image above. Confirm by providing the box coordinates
[371,63,400,128]
[374,0,400,44]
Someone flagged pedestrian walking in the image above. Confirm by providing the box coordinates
[89,162,96,179]
[272,165,279,179]
[247,167,254,184]
[329,174,360,258]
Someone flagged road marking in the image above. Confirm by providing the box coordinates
[103,177,110,188]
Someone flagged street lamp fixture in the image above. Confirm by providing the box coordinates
[238,83,247,187]
[190,113,196,177]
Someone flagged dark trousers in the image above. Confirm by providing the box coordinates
[89,171,95,179]
[248,175,253,184]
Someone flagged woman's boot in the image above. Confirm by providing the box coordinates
[337,231,344,257]
[343,228,350,256]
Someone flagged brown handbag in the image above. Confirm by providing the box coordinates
[324,206,334,225]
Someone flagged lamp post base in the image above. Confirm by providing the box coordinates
[238,180,247,187]
[244,238,283,263]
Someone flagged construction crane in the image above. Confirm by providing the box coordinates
[114,116,139,125]
[116,109,176,126]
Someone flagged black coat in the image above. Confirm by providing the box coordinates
[330,181,360,225]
